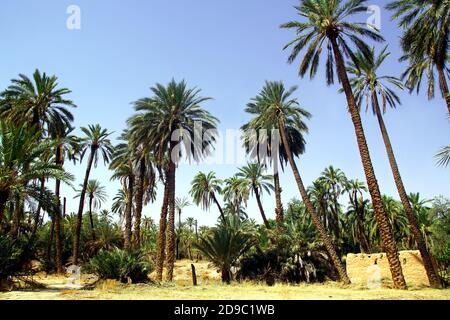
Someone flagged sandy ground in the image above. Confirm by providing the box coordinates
[1,260,449,300]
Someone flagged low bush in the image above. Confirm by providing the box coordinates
[85,248,153,283]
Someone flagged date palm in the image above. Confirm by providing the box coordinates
[175,197,190,259]
[72,124,114,264]
[0,122,73,235]
[222,176,250,215]
[281,0,406,288]
[245,80,350,284]
[242,103,307,224]
[347,46,442,287]
[111,188,128,226]
[190,171,225,220]
[236,163,274,228]
[131,79,219,281]
[110,138,135,250]
[75,179,107,241]
[387,0,450,113]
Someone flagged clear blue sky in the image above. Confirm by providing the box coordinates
[0,0,448,226]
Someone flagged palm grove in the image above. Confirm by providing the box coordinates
[0,0,449,290]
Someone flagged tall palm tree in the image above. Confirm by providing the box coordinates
[347,46,442,287]
[131,79,219,281]
[236,163,274,228]
[387,0,450,113]
[190,171,225,220]
[110,138,135,250]
[242,103,307,225]
[281,0,407,289]
[72,124,114,264]
[175,197,190,259]
[51,128,80,273]
[245,80,350,284]
[75,179,107,241]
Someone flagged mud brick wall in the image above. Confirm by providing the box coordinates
[346,250,429,287]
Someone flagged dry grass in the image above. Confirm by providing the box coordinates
[1,260,449,300]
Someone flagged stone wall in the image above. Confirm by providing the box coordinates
[346,250,429,288]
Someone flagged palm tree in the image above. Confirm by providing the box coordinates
[111,188,128,226]
[244,80,350,284]
[131,79,219,281]
[222,176,250,215]
[72,124,114,264]
[110,138,135,250]
[236,163,274,228]
[190,171,225,220]
[194,215,255,284]
[281,0,407,289]
[242,101,307,225]
[0,122,72,229]
[344,179,371,253]
[319,166,347,240]
[0,69,75,133]
[387,0,449,113]
[175,197,190,259]
[347,46,442,287]
[75,180,107,241]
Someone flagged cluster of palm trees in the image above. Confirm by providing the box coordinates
[0,0,448,290]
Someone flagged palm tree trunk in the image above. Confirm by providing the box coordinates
[124,174,134,250]
[221,267,231,284]
[134,159,146,247]
[156,172,170,281]
[212,193,225,220]
[437,65,450,114]
[166,159,177,281]
[372,92,441,288]
[46,217,55,268]
[54,144,64,274]
[274,169,283,224]
[278,117,351,285]
[88,195,96,241]
[330,37,406,289]
[253,184,270,228]
[72,146,96,265]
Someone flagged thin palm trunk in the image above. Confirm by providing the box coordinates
[72,146,96,265]
[0,191,8,226]
[274,169,283,224]
[372,92,441,288]
[156,172,170,281]
[134,159,146,247]
[253,184,270,228]
[437,65,450,114]
[278,117,351,284]
[88,195,96,241]
[46,218,55,267]
[212,193,225,220]
[124,174,134,250]
[330,37,406,289]
[166,159,176,281]
[54,145,63,274]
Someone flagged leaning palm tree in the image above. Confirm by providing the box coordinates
[236,163,274,228]
[131,79,219,281]
[347,46,442,287]
[245,80,350,284]
[387,0,449,113]
[72,124,114,264]
[74,179,107,241]
[281,0,406,289]
[189,171,225,220]
[194,215,256,284]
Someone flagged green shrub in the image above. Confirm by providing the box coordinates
[86,248,153,283]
